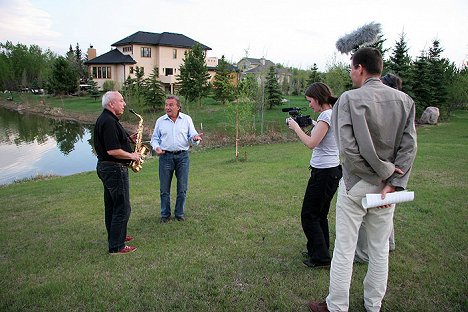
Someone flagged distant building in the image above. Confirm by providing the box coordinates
[206,57,241,86]
[84,31,211,93]
[237,57,291,86]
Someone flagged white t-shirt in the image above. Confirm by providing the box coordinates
[310,109,340,169]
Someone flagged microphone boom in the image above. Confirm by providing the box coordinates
[336,22,382,54]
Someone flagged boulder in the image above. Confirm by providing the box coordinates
[419,106,440,125]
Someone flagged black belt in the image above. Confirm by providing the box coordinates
[99,160,129,167]
[164,150,186,154]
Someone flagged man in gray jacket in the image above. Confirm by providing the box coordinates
[308,47,417,312]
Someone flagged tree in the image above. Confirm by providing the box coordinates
[366,34,390,69]
[388,32,413,94]
[122,66,146,111]
[0,41,55,91]
[265,66,282,109]
[447,67,468,113]
[410,51,432,117]
[322,61,351,97]
[213,55,235,104]
[306,63,322,86]
[238,74,258,100]
[143,67,166,111]
[427,40,449,109]
[177,43,211,107]
[47,56,78,95]
[87,76,100,101]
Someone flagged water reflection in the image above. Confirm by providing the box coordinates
[0,107,97,185]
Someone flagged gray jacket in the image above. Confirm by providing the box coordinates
[332,78,417,191]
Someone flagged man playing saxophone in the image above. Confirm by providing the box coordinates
[94,91,140,255]
[150,95,203,223]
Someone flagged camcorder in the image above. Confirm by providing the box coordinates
[283,107,313,128]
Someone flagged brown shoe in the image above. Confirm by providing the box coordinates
[308,301,329,312]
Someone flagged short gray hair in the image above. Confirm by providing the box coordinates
[102,91,117,109]
[166,94,181,108]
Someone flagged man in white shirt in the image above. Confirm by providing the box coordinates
[150,95,203,222]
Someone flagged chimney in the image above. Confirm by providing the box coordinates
[88,45,96,60]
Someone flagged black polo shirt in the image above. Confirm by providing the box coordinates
[94,109,133,164]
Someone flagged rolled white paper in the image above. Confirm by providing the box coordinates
[362,191,414,209]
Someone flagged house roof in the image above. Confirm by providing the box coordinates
[238,57,275,67]
[207,64,240,72]
[243,64,291,76]
[84,49,136,65]
[112,31,211,50]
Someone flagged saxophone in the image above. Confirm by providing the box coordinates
[129,109,150,173]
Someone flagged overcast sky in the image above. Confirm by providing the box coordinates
[1,0,467,71]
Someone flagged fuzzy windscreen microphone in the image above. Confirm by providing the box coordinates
[336,22,382,54]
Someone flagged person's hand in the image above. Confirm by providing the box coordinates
[155,147,165,156]
[130,151,141,161]
[378,167,405,208]
[287,118,300,131]
[194,132,204,142]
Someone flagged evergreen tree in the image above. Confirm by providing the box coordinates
[427,39,449,109]
[66,44,74,60]
[365,34,391,70]
[213,55,235,104]
[306,63,322,86]
[74,43,86,82]
[143,67,166,111]
[410,51,432,116]
[177,43,211,106]
[122,66,146,110]
[447,67,468,114]
[265,66,282,109]
[87,75,100,101]
[388,32,413,94]
[47,56,78,95]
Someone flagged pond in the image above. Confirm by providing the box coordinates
[0,106,98,185]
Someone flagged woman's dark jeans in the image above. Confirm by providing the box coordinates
[97,161,131,252]
[301,165,342,265]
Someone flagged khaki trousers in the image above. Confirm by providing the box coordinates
[326,179,394,312]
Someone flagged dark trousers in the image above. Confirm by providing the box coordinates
[97,161,131,252]
[301,165,341,265]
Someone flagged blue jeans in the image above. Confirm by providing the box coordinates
[96,161,131,252]
[159,151,190,218]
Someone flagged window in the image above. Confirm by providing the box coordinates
[123,46,133,53]
[165,68,174,76]
[141,47,151,57]
[92,66,112,79]
[130,67,134,74]
[173,49,177,59]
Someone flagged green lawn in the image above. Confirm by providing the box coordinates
[0,111,467,311]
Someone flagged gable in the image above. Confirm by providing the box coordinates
[84,49,136,65]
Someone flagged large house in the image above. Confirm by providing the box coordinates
[237,57,291,86]
[85,31,212,93]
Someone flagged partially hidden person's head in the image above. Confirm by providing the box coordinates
[165,95,181,119]
[381,73,403,90]
[102,91,126,117]
[304,82,337,112]
[350,47,383,88]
